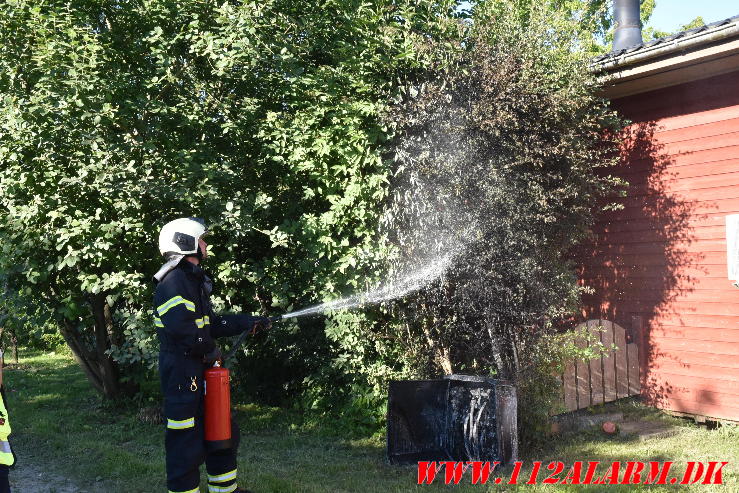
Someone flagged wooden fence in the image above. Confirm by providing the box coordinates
[561,319,640,412]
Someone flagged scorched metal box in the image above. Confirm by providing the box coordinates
[387,374,517,465]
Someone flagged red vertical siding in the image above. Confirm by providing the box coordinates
[579,70,739,421]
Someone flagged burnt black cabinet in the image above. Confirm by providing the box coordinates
[387,375,517,465]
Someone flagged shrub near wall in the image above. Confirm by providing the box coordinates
[381,0,625,443]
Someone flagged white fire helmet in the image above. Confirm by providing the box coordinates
[158,217,208,257]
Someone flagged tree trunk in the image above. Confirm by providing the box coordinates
[436,346,453,375]
[422,323,453,375]
[9,328,17,364]
[506,324,520,376]
[90,293,120,399]
[60,319,105,395]
[59,292,136,399]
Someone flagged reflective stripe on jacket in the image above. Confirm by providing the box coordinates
[0,388,14,466]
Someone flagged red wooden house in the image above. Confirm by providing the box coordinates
[578,13,739,422]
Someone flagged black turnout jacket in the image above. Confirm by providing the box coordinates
[153,260,259,398]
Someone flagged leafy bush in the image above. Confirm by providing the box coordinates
[377,0,625,437]
[22,326,65,351]
[0,284,61,353]
[516,325,612,447]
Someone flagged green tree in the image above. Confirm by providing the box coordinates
[0,0,464,398]
[465,0,656,54]
[680,16,706,31]
[644,15,706,41]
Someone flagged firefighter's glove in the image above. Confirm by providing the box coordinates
[203,347,222,366]
[250,316,272,334]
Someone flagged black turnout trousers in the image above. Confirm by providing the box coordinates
[0,465,9,493]
[164,387,240,493]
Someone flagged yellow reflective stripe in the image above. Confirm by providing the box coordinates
[156,314,203,327]
[207,484,236,493]
[157,296,196,316]
[208,469,237,483]
[0,441,13,466]
[168,488,199,493]
[167,417,195,429]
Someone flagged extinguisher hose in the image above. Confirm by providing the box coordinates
[223,315,282,362]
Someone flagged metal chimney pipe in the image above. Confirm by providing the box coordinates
[612,0,643,51]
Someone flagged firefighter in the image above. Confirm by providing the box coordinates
[154,217,270,493]
[0,349,15,493]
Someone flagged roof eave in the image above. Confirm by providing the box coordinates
[591,17,739,99]
[593,19,739,73]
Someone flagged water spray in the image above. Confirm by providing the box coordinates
[277,252,458,320]
[222,252,457,362]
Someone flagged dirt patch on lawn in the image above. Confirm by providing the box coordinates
[10,461,90,492]
[8,436,115,493]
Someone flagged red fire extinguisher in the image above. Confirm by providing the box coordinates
[203,316,280,451]
[204,361,232,450]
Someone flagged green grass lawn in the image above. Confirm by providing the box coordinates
[5,348,738,492]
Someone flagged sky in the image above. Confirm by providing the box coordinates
[647,0,739,33]
[456,1,739,34]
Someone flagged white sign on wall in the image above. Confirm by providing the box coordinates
[727,214,739,282]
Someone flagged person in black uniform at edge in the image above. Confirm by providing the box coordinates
[0,349,16,493]
[153,217,271,493]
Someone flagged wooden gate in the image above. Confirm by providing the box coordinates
[561,320,640,412]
